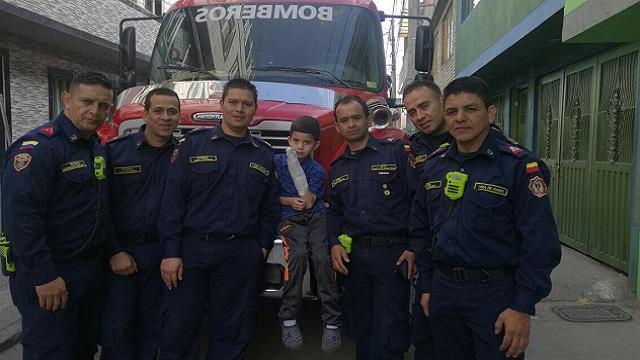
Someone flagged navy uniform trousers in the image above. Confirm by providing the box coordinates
[344,243,411,360]
[101,242,163,360]
[159,236,262,360]
[10,260,105,360]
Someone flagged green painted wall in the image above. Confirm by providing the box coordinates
[564,0,586,14]
[568,3,640,42]
[456,0,546,73]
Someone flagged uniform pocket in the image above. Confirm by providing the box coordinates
[469,187,507,232]
[247,169,269,198]
[190,162,221,191]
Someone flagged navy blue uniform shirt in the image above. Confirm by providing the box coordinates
[159,125,279,257]
[327,136,416,249]
[410,131,452,176]
[275,153,325,221]
[1,113,109,285]
[106,126,177,254]
[409,131,561,315]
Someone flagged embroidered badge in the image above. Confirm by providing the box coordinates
[13,153,32,172]
[526,161,540,174]
[331,174,349,188]
[249,162,269,176]
[474,182,508,197]
[371,164,397,171]
[189,155,218,164]
[114,165,142,175]
[528,176,548,198]
[61,160,87,173]
[413,154,427,166]
[424,180,442,191]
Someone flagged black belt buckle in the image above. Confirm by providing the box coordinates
[451,266,466,281]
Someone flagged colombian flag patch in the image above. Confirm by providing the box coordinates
[526,162,539,174]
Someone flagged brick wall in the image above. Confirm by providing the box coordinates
[1,30,115,139]
[4,0,159,55]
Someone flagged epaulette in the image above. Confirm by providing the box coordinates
[498,143,531,158]
[252,135,274,150]
[106,133,133,144]
[426,142,450,160]
[37,123,57,137]
[186,127,208,135]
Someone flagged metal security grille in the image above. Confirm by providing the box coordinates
[596,52,637,164]
[562,68,593,161]
[588,51,637,268]
[536,77,561,215]
[537,79,561,160]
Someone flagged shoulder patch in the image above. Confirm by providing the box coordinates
[403,144,412,153]
[331,174,349,188]
[13,153,32,172]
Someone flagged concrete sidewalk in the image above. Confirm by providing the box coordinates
[0,246,639,359]
[528,246,640,360]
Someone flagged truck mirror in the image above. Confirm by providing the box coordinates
[415,25,434,73]
[119,27,137,90]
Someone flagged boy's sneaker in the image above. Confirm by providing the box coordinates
[321,326,341,353]
[281,323,303,350]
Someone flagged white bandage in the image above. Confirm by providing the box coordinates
[286,147,309,196]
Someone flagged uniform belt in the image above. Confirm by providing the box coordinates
[184,230,241,242]
[436,264,515,281]
[352,235,407,248]
[122,234,157,244]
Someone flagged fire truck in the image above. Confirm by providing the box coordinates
[101,0,433,170]
[103,0,433,290]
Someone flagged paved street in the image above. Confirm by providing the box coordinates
[1,246,640,359]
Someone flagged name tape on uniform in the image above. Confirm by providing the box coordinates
[249,162,269,176]
[474,182,508,197]
[114,165,142,175]
[61,160,87,173]
[189,155,218,164]
[371,164,397,172]
[331,174,349,188]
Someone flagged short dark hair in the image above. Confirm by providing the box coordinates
[69,71,112,92]
[144,88,180,111]
[290,116,320,141]
[402,79,442,101]
[333,95,369,120]
[222,78,258,105]
[443,76,492,108]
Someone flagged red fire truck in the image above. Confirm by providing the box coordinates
[103,0,432,290]
[101,0,433,170]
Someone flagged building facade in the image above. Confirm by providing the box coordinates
[455,0,640,296]
[0,0,163,153]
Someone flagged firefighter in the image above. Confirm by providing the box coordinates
[410,76,561,360]
[100,88,180,359]
[157,78,279,360]
[402,78,450,359]
[1,71,113,360]
[328,95,416,360]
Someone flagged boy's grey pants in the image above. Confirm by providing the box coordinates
[277,211,341,326]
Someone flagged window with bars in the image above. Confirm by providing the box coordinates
[48,68,73,119]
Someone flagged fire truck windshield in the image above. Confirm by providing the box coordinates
[149,3,384,91]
